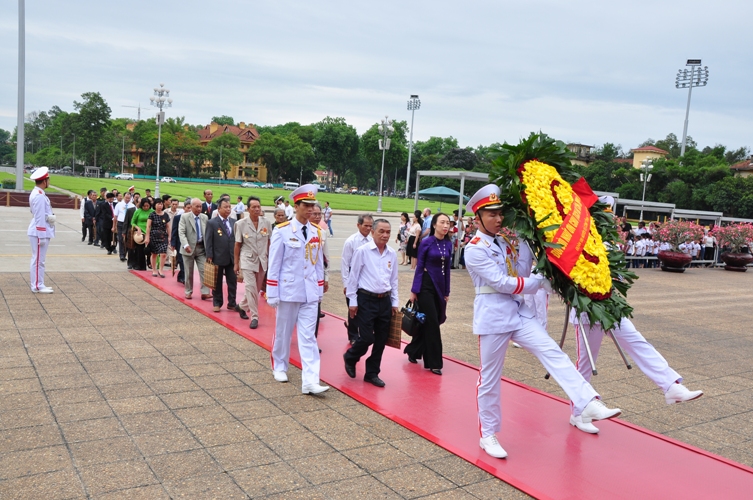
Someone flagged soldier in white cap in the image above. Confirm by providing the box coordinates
[28,167,56,293]
[464,184,621,459]
[266,184,329,395]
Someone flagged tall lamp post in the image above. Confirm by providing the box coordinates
[675,59,709,157]
[639,158,653,222]
[376,116,394,214]
[120,135,125,174]
[15,0,25,190]
[405,95,420,197]
[149,83,172,197]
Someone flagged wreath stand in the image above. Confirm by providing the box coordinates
[545,304,632,379]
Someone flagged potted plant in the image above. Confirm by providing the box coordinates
[653,220,705,272]
[711,223,753,271]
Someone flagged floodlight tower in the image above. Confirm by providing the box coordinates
[675,60,709,157]
[376,116,394,214]
[405,95,420,197]
[639,158,653,222]
[149,84,172,197]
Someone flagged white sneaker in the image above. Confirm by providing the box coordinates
[32,287,54,294]
[511,342,521,348]
[665,383,703,405]
[580,399,621,422]
[302,383,329,395]
[479,435,508,459]
[272,371,288,383]
[570,414,599,434]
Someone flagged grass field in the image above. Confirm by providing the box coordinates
[0,172,65,194]
[40,175,458,213]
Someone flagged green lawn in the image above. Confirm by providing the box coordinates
[43,175,456,213]
[0,173,64,194]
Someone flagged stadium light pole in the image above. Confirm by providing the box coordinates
[639,158,653,222]
[376,116,394,214]
[675,60,709,158]
[15,0,25,190]
[405,95,420,198]
[149,83,172,197]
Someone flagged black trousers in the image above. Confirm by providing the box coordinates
[100,225,114,252]
[84,219,94,243]
[117,222,127,259]
[344,291,391,378]
[130,243,147,270]
[213,262,237,308]
[176,253,184,281]
[404,273,444,369]
[345,297,359,342]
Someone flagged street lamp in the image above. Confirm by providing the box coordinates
[675,60,709,157]
[376,116,394,214]
[405,95,420,198]
[639,158,653,222]
[71,134,76,175]
[121,135,125,174]
[149,83,172,197]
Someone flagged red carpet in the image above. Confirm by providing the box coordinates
[134,270,753,499]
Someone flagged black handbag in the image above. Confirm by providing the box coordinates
[400,300,421,337]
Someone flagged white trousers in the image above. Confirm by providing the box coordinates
[477,315,599,438]
[575,317,680,393]
[524,289,549,330]
[272,301,320,387]
[29,236,50,291]
[239,265,265,321]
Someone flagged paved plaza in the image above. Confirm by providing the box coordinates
[1,206,752,498]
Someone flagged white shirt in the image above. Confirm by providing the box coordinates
[635,239,646,256]
[346,241,399,307]
[234,201,245,215]
[284,204,295,220]
[341,231,373,284]
[114,201,136,222]
[323,206,332,221]
[79,197,86,218]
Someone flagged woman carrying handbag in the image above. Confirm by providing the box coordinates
[404,213,452,375]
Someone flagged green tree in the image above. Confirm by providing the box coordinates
[211,115,235,126]
[72,92,112,166]
[207,134,242,179]
[359,121,408,192]
[247,133,315,183]
[0,128,12,164]
[312,117,359,186]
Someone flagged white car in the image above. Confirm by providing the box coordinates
[241,182,260,188]
[114,173,134,180]
[160,177,176,183]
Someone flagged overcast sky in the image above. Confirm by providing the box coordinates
[1,0,751,152]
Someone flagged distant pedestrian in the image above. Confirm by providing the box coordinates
[145,198,170,278]
[397,212,410,265]
[323,201,333,235]
[234,195,245,220]
[407,210,423,270]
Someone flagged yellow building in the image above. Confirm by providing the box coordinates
[730,158,753,178]
[567,143,595,167]
[630,146,669,169]
[198,122,267,182]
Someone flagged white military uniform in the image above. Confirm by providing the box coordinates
[266,186,325,390]
[570,311,681,392]
[464,185,600,440]
[28,168,56,292]
[235,215,272,321]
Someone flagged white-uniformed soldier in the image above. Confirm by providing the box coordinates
[28,167,56,294]
[266,184,329,395]
[464,184,621,459]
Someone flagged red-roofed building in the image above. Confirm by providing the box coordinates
[198,122,267,181]
[629,146,669,169]
[730,157,753,178]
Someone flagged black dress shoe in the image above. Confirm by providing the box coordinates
[318,311,325,318]
[249,319,258,329]
[430,369,442,375]
[88,242,93,245]
[407,355,417,364]
[235,305,249,320]
[177,279,185,284]
[364,376,385,387]
[344,355,356,378]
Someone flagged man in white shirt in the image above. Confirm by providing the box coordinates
[323,201,333,236]
[420,207,432,238]
[343,219,399,388]
[233,195,245,220]
[284,199,295,220]
[113,192,135,262]
[341,214,374,343]
[702,230,716,266]
[634,235,646,268]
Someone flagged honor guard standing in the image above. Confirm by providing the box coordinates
[464,184,621,459]
[266,185,329,395]
[28,167,56,293]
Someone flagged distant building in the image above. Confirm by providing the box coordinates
[567,144,595,167]
[730,157,753,178]
[629,145,669,169]
[198,122,267,182]
[315,169,338,186]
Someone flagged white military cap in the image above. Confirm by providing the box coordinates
[30,167,50,181]
[290,184,318,204]
[466,183,503,214]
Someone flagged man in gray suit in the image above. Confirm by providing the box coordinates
[205,198,238,312]
[179,198,211,300]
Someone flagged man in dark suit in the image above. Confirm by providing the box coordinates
[170,199,190,283]
[95,193,116,254]
[201,189,217,217]
[205,198,237,312]
[83,190,97,245]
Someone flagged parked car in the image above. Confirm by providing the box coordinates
[114,173,134,180]
[241,182,260,188]
[335,187,344,193]
[262,183,274,189]
[160,177,176,183]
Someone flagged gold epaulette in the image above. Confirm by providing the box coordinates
[275,221,291,228]
[313,222,326,231]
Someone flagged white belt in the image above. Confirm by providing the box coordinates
[475,286,499,294]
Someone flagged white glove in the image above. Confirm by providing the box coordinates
[45,214,56,226]
[539,277,553,294]
[267,297,279,308]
